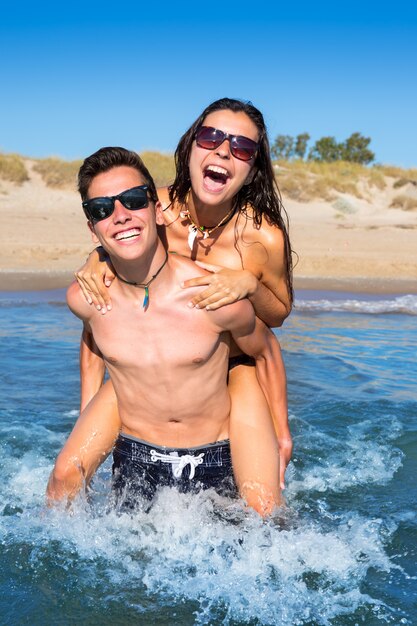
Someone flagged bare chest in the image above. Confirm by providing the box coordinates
[90,298,222,372]
[164,212,267,275]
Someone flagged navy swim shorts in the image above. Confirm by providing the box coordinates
[112,433,237,509]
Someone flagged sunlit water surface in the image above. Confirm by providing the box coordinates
[0,290,416,625]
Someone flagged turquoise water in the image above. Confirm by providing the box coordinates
[0,289,416,625]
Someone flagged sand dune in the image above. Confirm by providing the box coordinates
[0,160,416,293]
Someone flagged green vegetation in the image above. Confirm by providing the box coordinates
[32,152,175,190]
[4,150,416,210]
[271,132,375,165]
[332,197,357,215]
[33,157,82,189]
[390,195,417,211]
[375,168,417,214]
[275,160,386,201]
[271,134,311,160]
[0,153,29,184]
[392,176,417,189]
[376,165,417,179]
[139,151,175,187]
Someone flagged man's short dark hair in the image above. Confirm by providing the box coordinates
[78,147,158,203]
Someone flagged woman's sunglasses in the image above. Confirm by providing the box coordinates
[82,185,150,224]
[195,126,259,162]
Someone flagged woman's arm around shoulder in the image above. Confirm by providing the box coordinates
[67,280,97,323]
[245,219,292,327]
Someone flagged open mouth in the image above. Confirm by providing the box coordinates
[203,165,229,191]
[114,228,141,242]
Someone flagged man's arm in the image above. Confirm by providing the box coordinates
[67,280,106,411]
[80,326,106,413]
[212,300,292,488]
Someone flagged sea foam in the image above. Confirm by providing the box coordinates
[295,294,417,315]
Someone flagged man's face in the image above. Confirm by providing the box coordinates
[87,166,163,262]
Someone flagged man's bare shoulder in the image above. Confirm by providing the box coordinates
[66,281,94,322]
[208,298,255,335]
[168,254,255,332]
[168,253,229,312]
[170,252,211,280]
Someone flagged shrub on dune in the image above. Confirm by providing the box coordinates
[33,158,82,189]
[0,153,29,184]
[140,151,175,188]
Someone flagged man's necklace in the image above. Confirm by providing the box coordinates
[114,250,169,310]
[179,205,237,250]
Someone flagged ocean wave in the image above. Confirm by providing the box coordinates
[0,473,399,626]
[0,289,67,307]
[295,294,417,315]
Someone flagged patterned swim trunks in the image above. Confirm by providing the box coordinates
[112,433,237,509]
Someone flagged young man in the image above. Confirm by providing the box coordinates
[47,147,288,515]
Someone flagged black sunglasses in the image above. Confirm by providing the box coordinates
[195,126,259,161]
[82,185,150,224]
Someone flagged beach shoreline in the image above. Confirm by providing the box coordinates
[1,269,415,295]
[1,160,416,296]
[0,270,74,292]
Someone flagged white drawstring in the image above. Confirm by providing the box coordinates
[150,450,204,479]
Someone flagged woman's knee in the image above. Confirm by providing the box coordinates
[48,449,86,498]
[240,480,282,517]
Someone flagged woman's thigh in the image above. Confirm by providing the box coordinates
[60,379,121,478]
[228,364,281,515]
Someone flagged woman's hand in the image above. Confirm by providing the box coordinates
[74,247,116,313]
[181,261,258,310]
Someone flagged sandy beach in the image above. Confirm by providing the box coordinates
[0,159,416,294]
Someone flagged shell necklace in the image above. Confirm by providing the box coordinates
[180,205,237,250]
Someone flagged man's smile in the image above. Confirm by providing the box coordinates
[114,227,142,242]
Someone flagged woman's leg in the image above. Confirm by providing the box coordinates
[47,379,121,504]
[228,363,282,516]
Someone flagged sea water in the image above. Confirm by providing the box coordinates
[0,289,416,626]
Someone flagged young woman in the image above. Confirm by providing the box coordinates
[74,98,293,514]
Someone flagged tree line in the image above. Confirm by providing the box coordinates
[270,132,375,164]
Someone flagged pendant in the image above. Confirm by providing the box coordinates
[188,225,198,250]
[142,286,149,310]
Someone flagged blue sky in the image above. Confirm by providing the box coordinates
[1,1,416,167]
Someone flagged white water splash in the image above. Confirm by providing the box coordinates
[0,446,402,626]
[289,418,404,494]
[295,294,417,315]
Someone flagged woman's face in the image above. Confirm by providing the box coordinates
[189,109,259,210]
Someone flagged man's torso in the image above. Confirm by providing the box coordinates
[87,256,232,447]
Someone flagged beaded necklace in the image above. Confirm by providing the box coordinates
[179,205,237,250]
[114,250,169,310]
